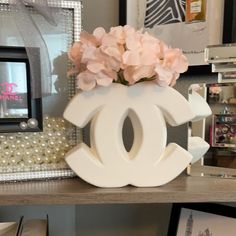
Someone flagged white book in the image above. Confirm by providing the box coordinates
[0,222,19,236]
[19,219,48,236]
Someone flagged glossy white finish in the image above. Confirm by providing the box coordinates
[64,82,195,187]
[188,90,212,164]
[189,91,212,122]
[188,136,210,164]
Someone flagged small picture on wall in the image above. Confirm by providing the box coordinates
[168,203,236,236]
[119,0,235,67]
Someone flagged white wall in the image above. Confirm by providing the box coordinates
[82,0,119,32]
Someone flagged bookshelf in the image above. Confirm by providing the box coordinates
[0,174,236,206]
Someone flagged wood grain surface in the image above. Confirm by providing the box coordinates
[0,174,235,205]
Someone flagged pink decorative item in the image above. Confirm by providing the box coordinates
[63,25,206,187]
[68,25,188,91]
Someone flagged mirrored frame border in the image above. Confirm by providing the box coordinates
[0,0,83,181]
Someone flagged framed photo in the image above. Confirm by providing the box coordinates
[119,0,236,70]
[0,0,83,181]
[168,203,236,236]
[0,46,42,133]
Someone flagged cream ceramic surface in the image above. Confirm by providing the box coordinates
[189,91,212,122]
[188,90,211,163]
[64,82,195,187]
[188,136,210,164]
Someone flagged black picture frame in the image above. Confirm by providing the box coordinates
[167,203,236,236]
[119,0,236,75]
[0,46,42,133]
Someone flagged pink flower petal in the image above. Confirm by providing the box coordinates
[109,26,125,44]
[122,51,140,66]
[80,31,99,47]
[154,64,173,87]
[126,34,142,51]
[123,25,136,36]
[172,54,188,73]
[103,46,121,59]
[132,65,155,81]
[87,62,105,73]
[102,34,118,47]
[170,73,180,87]
[77,70,96,91]
[93,27,106,42]
[96,71,114,86]
[159,41,169,57]
[141,32,160,53]
[68,25,188,91]
[68,42,82,65]
[140,50,158,66]
[123,67,136,85]
[164,48,188,73]
[105,57,121,72]
[104,69,117,81]
[81,46,97,64]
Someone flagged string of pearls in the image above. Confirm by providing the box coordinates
[0,116,76,172]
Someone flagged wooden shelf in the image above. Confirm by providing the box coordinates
[0,174,236,205]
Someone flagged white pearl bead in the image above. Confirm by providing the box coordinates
[25,150,32,156]
[43,156,51,164]
[8,136,15,141]
[4,150,11,157]
[0,158,8,166]
[34,156,43,164]
[25,158,34,165]
[20,122,28,130]
[41,143,46,148]
[0,115,76,169]
[10,144,17,150]
[10,158,17,164]
[51,155,59,163]
[27,118,38,128]
[2,141,9,149]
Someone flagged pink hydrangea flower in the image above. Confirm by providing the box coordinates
[68,25,189,91]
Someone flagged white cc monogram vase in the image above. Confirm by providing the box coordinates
[63,81,195,187]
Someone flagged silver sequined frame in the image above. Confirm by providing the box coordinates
[0,0,82,181]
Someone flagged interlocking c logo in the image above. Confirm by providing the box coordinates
[64,81,195,187]
[0,82,17,95]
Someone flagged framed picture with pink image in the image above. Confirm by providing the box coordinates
[0,46,42,133]
[167,203,236,236]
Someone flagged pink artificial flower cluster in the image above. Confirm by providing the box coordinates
[68,25,188,91]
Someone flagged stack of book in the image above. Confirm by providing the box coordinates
[0,216,48,236]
